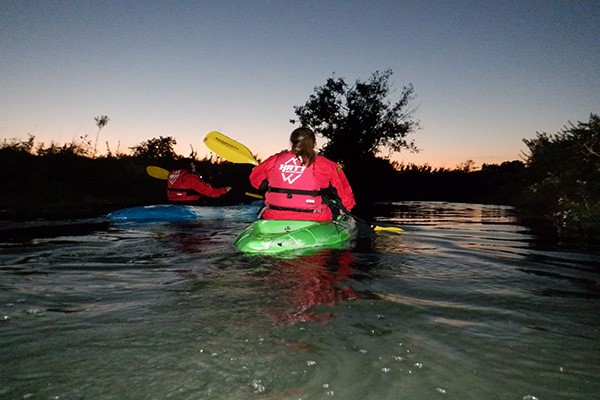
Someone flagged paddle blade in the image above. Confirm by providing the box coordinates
[373,225,404,234]
[146,166,170,180]
[204,131,258,165]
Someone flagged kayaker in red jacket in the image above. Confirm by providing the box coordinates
[167,161,231,202]
[249,127,356,221]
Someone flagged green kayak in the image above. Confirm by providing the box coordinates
[234,215,357,255]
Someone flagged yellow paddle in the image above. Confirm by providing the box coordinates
[204,131,259,165]
[202,130,407,235]
[372,225,404,233]
[146,166,170,180]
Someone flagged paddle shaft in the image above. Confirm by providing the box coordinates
[326,199,403,234]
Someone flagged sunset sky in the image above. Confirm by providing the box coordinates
[1,1,599,168]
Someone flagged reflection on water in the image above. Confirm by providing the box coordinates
[264,251,358,325]
[376,201,517,225]
[1,202,599,399]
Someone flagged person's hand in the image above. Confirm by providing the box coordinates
[225,186,232,192]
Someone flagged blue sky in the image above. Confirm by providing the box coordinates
[1,0,599,168]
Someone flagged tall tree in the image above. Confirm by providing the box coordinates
[292,69,419,163]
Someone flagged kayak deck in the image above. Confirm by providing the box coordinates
[234,215,357,255]
[107,203,261,223]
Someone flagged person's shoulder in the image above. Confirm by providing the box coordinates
[315,155,339,168]
[263,150,290,162]
[178,169,201,180]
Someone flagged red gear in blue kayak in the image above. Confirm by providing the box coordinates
[249,128,356,221]
[167,169,230,202]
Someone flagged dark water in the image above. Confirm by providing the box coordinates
[1,202,598,400]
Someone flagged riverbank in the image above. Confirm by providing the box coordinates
[2,144,597,245]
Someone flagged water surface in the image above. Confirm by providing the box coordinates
[1,202,598,399]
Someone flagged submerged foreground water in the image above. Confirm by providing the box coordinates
[1,201,598,400]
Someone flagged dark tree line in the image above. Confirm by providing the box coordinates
[0,131,524,220]
[0,135,255,218]
[1,69,597,241]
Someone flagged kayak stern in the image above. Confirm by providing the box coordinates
[234,216,357,255]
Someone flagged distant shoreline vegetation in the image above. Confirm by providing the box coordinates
[1,113,599,243]
[0,133,525,211]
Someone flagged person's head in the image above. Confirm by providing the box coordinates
[290,127,316,166]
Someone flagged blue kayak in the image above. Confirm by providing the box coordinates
[107,203,261,223]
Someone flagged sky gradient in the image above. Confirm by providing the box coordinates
[2,1,599,168]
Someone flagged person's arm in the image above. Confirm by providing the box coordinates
[316,157,356,211]
[332,166,356,211]
[184,174,229,198]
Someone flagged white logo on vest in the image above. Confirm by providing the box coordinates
[279,156,306,184]
[168,170,181,185]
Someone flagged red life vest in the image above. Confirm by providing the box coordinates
[265,152,323,214]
